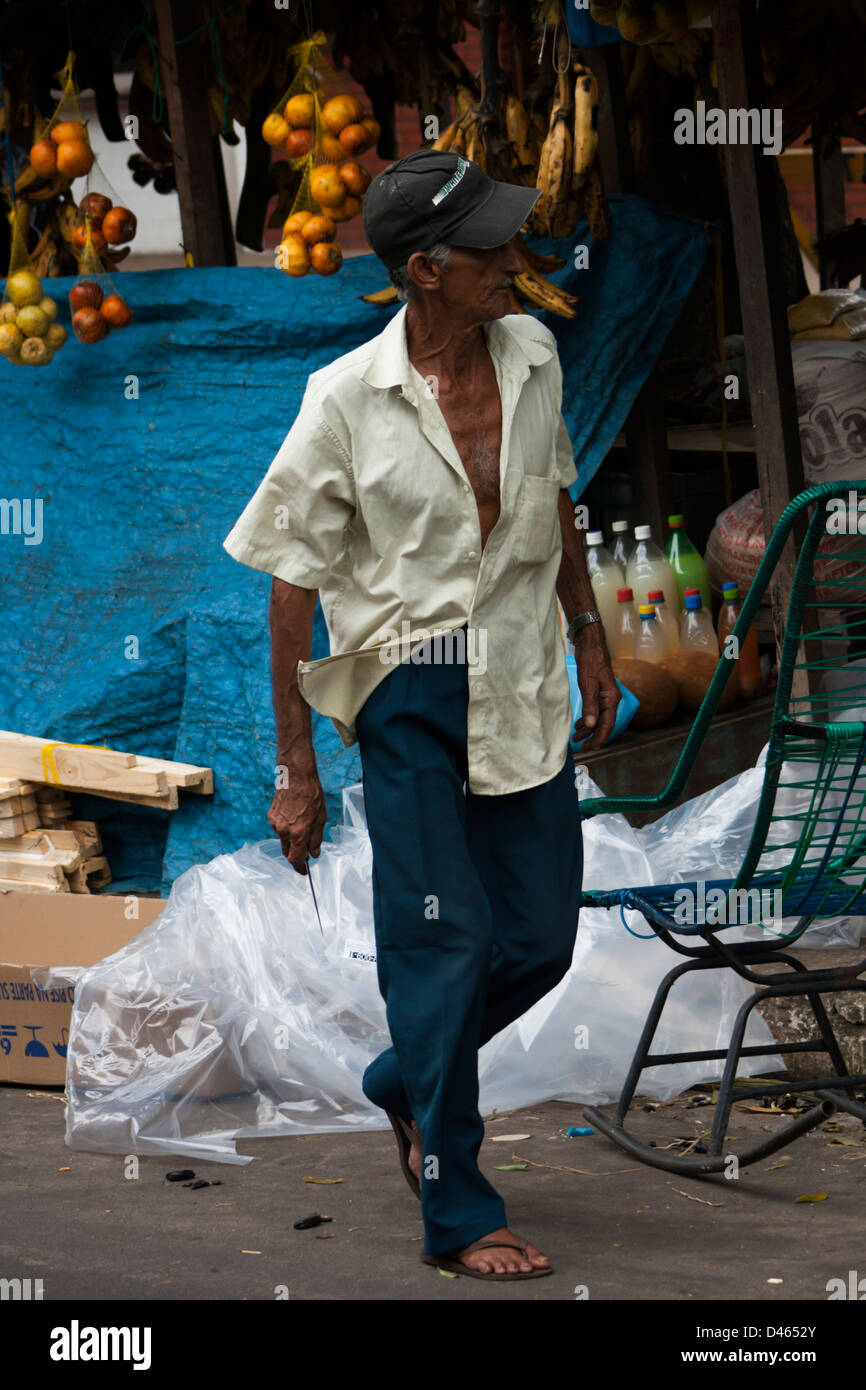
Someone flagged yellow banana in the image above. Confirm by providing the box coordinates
[572,66,599,190]
[455,85,475,118]
[514,271,578,319]
[505,92,535,168]
[361,285,399,306]
[433,115,461,151]
[536,71,573,236]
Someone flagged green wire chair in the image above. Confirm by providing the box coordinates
[580,480,866,1174]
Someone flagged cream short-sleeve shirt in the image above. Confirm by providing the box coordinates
[224,304,578,795]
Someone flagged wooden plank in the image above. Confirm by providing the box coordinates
[83,856,112,890]
[0,811,40,838]
[81,784,179,811]
[0,778,35,801]
[11,830,83,869]
[0,794,37,817]
[127,753,214,794]
[154,0,237,268]
[712,0,808,658]
[0,877,70,894]
[65,821,102,860]
[0,732,166,795]
[0,855,67,887]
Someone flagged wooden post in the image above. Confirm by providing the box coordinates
[154,0,237,266]
[583,43,634,196]
[712,0,806,651]
[586,42,673,544]
[812,117,847,288]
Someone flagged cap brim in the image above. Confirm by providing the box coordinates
[445,181,541,249]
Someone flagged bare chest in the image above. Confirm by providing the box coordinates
[434,380,503,548]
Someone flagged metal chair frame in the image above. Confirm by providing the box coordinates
[579,481,866,1174]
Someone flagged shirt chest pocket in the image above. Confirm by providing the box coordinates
[512,474,561,564]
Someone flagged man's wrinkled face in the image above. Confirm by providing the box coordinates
[410,238,524,323]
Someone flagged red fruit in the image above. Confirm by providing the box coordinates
[101,206,137,245]
[71,223,107,254]
[101,294,133,328]
[72,306,108,343]
[69,281,104,311]
[79,193,112,223]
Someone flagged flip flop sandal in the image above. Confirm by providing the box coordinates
[387,1112,422,1201]
[421,1237,554,1281]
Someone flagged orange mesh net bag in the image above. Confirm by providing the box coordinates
[262,31,380,280]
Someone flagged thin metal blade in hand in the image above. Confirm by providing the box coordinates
[306,855,324,935]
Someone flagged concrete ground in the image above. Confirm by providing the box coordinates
[2,1086,865,1301]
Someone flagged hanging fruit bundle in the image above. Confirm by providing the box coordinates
[67,221,132,345]
[6,53,139,281]
[263,32,380,279]
[0,212,67,367]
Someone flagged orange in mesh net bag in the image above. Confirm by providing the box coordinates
[265,31,378,279]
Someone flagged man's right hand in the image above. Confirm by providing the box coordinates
[268,772,327,874]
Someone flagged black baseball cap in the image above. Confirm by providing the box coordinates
[363,149,541,272]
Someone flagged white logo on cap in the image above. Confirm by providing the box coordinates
[431,155,469,206]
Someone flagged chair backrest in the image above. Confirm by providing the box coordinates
[582,480,866,941]
[731,481,866,937]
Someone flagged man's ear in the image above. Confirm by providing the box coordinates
[406,251,443,294]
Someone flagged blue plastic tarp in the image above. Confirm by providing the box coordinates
[0,195,710,890]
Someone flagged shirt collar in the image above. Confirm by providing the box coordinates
[360,303,555,393]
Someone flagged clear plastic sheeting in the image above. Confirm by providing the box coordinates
[42,766,804,1165]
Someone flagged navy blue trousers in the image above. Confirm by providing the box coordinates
[355,634,583,1256]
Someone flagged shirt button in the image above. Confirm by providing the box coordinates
[467,550,477,560]
[464,482,471,492]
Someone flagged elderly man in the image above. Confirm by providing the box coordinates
[224,149,620,1282]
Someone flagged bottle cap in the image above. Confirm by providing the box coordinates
[722,581,738,592]
[617,587,633,602]
[611,520,628,533]
[638,604,656,617]
[723,583,739,600]
[685,594,702,610]
[668,514,684,527]
[633,524,652,540]
[683,587,699,596]
[647,589,664,602]
[586,530,604,545]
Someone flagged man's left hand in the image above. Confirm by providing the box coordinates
[571,624,620,750]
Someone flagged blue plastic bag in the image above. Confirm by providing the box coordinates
[565,3,624,46]
[565,653,639,752]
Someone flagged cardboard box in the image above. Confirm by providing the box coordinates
[0,892,164,1085]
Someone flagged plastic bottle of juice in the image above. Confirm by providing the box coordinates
[666,514,712,610]
[647,588,680,654]
[634,603,669,663]
[626,525,677,613]
[586,530,625,637]
[611,586,639,659]
[610,520,631,574]
[679,593,717,653]
[717,581,763,699]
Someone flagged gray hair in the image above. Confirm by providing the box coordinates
[388,242,452,301]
